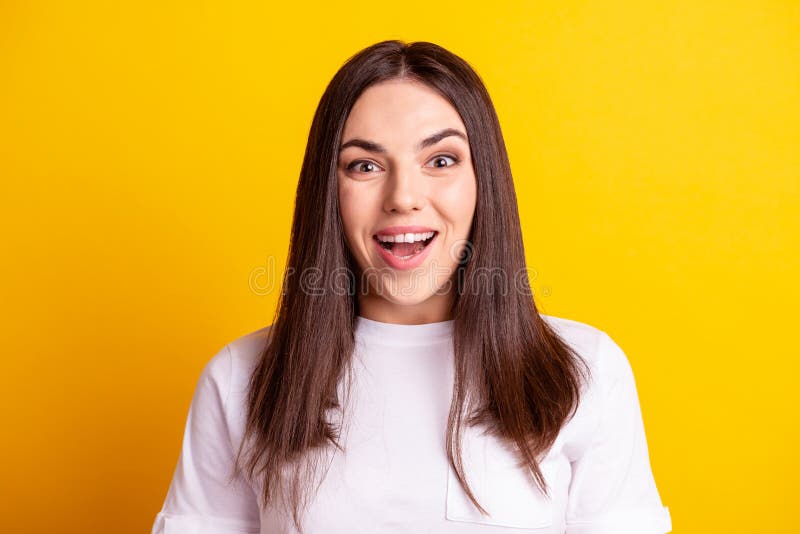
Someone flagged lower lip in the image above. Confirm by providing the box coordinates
[373,233,438,271]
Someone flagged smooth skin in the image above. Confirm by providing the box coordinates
[337,79,478,325]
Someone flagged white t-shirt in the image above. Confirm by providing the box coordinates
[151,314,672,534]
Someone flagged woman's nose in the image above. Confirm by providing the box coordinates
[382,167,427,213]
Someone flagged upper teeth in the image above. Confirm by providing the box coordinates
[376,231,435,243]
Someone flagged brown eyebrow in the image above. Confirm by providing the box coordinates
[338,127,468,154]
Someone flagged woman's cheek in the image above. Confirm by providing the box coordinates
[439,179,477,227]
[338,182,359,230]
[338,182,371,270]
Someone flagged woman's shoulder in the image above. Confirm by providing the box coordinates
[196,325,273,403]
[540,312,604,340]
[538,312,637,394]
[539,313,607,361]
[223,324,273,387]
[226,324,273,366]
[188,325,274,445]
[538,314,641,459]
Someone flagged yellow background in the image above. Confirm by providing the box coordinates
[2,1,797,532]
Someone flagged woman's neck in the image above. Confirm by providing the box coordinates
[356,291,454,325]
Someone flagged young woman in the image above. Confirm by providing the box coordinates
[152,40,672,534]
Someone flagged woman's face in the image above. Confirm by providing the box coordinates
[337,78,477,321]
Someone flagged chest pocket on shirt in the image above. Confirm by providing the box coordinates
[445,427,557,529]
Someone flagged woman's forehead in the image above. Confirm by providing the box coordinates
[342,80,467,147]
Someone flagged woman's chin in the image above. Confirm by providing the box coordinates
[376,284,455,307]
[357,267,456,304]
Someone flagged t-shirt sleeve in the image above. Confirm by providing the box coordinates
[151,345,261,534]
[565,332,672,534]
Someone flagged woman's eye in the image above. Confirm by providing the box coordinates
[345,154,459,174]
[426,154,459,168]
[346,160,382,174]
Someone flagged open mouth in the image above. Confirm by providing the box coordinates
[374,231,438,260]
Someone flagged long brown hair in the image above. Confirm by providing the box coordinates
[232,39,591,532]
